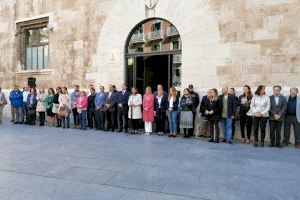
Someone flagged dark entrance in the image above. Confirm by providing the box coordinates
[125,18,182,93]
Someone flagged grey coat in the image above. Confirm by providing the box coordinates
[269,95,287,121]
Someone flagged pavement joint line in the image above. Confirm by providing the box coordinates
[0,167,211,200]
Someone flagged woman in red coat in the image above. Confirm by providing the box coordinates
[143,86,154,136]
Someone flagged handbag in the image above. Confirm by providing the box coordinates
[58,106,66,118]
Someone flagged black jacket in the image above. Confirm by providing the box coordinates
[190,91,200,113]
[180,95,193,112]
[204,98,221,121]
[88,94,96,111]
[200,95,209,116]
[237,95,252,117]
[218,94,237,118]
[167,96,180,111]
[154,94,168,113]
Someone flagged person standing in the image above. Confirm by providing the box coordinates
[188,84,199,137]
[283,87,300,149]
[219,85,237,144]
[46,88,56,127]
[204,88,221,143]
[167,87,179,137]
[22,85,30,124]
[71,85,80,128]
[143,86,154,136]
[128,87,142,134]
[116,84,130,133]
[0,87,7,124]
[9,85,23,124]
[180,88,194,138]
[198,89,212,138]
[59,87,71,129]
[268,85,287,148]
[247,85,270,147]
[229,88,238,140]
[36,88,47,126]
[95,86,106,131]
[237,85,253,144]
[154,89,168,136]
[26,88,37,125]
[76,91,88,130]
[53,87,62,127]
[87,88,96,129]
[104,84,117,132]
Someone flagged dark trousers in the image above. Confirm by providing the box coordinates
[72,108,79,125]
[208,119,220,140]
[155,110,166,132]
[28,108,36,125]
[284,115,300,145]
[117,106,128,131]
[39,112,45,125]
[23,105,28,123]
[240,115,253,139]
[269,120,283,146]
[105,109,115,131]
[131,119,139,131]
[253,117,268,143]
[95,110,105,130]
[87,108,96,128]
[188,112,196,136]
[232,119,236,139]
[56,114,61,127]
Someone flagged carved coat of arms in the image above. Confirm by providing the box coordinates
[145,0,158,9]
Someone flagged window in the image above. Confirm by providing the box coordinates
[151,43,161,51]
[25,27,49,70]
[136,47,144,53]
[151,22,161,31]
[172,41,180,50]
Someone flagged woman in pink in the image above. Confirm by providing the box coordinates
[143,86,154,136]
[76,91,88,130]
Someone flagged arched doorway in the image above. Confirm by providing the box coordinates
[125,18,182,93]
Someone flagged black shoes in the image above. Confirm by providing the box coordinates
[259,142,264,147]
[254,142,258,147]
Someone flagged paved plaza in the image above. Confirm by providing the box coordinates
[0,121,299,200]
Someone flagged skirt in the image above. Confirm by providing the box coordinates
[46,108,55,116]
[180,111,193,128]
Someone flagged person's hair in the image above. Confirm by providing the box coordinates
[30,88,36,94]
[290,87,298,93]
[168,87,177,100]
[230,88,236,96]
[255,85,265,96]
[145,86,152,94]
[183,88,190,95]
[75,85,79,88]
[48,88,55,94]
[90,88,95,92]
[122,83,127,87]
[131,86,138,95]
[157,84,163,89]
[210,88,218,101]
[62,87,68,94]
[243,85,252,97]
[273,85,281,90]
[80,91,86,96]
[14,85,18,88]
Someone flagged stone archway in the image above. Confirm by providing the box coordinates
[87,0,221,91]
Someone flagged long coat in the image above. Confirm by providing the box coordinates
[128,94,142,119]
[36,93,47,112]
[143,94,154,122]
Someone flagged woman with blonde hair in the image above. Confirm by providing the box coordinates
[36,88,47,126]
[58,87,71,129]
[143,86,154,136]
[167,87,179,137]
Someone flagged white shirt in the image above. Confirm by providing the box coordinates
[169,96,174,108]
[157,95,163,108]
[23,91,30,102]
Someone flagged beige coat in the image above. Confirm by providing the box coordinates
[36,93,47,112]
[128,94,142,119]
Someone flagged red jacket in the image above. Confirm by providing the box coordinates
[143,94,154,122]
[76,96,88,111]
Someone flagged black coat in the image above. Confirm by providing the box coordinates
[218,94,237,118]
[200,95,209,116]
[204,98,221,121]
[190,91,200,113]
[154,94,168,113]
[88,94,96,111]
[180,95,193,112]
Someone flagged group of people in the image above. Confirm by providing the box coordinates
[0,83,299,149]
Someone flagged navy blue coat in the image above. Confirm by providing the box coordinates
[116,91,130,107]
[154,94,168,113]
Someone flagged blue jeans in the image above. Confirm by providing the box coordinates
[79,110,87,130]
[220,117,233,141]
[62,113,70,128]
[168,111,178,133]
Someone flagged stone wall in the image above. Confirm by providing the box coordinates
[0,0,299,91]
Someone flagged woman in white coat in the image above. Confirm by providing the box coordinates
[36,88,47,126]
[128,86,142,134]
[59,87,71,129]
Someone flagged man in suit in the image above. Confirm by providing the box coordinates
[219,85,237,144]
[95,86,106,130]
[284,87,300,149]
[269,85,287,148]
[104,84,117,132]
[116,84,130,133]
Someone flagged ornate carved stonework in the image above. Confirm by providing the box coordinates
[145,0,158,9]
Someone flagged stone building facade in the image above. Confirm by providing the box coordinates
[0,0,299,92]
